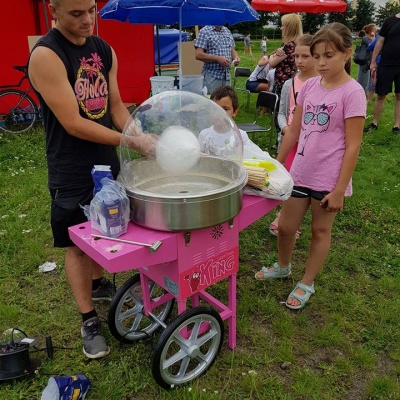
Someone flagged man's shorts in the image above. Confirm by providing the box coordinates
[49,186,93,248]
[291,186,329,201]
[375,65,400,96]
[204,70,230,96]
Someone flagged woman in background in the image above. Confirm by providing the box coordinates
[268,13,303,97]
[356,23,377,92]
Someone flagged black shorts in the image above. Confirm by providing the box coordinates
[50,186,93,248]
[291,186,329,201]
[375,65,400,96]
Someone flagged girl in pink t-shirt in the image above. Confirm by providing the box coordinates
[256,23,366,310]
[269,34,319,238]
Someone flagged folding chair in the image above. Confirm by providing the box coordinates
[232,67,254,108]
[236,91,279,151]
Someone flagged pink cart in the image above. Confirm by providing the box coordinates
[69,195,279,389]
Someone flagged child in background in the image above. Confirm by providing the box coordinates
[198,86,252,156]
[261,36,269,55]
[269,34,319,238]
[256,23,366,310]
[245,54,270,93]
[366,34,381,103]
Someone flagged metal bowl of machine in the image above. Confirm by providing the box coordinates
[119,90,246,231]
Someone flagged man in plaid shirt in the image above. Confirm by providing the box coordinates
[195,25,240,95]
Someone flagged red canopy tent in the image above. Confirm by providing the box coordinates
[0,0,155,104]
[251,0,347,14]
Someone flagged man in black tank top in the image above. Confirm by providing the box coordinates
[366,12,400,133]
[28,0,156,359]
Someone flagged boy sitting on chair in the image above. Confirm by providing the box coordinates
[199,86,265,157]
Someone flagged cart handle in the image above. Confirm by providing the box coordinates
[91,234,162,253]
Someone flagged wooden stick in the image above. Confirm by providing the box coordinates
[244,165,268,189]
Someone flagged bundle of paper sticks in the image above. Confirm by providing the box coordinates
[244,165,268,189]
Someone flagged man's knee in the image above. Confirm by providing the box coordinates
[376,94,386,101]
[67,245,86,259]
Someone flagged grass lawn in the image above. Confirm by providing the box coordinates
[0,40,399,400]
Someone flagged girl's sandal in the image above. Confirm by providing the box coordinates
[285,282,315,310]
[269,222,279,236]
[255,262,291,280]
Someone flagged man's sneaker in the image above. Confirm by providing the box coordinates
[392,127,399,134]
[81,316,110,359]
[364,123,378,133]
[92,277,115,301]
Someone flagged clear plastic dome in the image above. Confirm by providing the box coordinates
[118,90,247,231]
[120,90,243,169]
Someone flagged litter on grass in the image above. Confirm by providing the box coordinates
[38,262,57,273]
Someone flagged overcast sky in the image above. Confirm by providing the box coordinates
[373,0,389,8]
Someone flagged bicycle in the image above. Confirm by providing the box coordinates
[0,65,42,134]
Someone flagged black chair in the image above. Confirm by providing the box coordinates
[232,67,254,108]
[236,91,279,151]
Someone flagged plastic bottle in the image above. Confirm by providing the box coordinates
[91,165,113,194]
[100,184,124,238]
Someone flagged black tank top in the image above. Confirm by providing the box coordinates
[31,29,120,190]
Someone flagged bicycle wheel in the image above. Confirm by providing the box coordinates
[0,89,38,133]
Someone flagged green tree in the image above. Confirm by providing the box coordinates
[302,13,326,34]
[375,1,400,27]
[353,0,376,32]
[327,1,355,29]
[232,11,275,37]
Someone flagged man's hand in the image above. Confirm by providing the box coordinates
[232,57,240,66]
[218,56,232,67]
[133,133,158,158]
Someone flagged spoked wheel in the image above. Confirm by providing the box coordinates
[152,307,224,390]
[108,274,174,343]
[0,90,38,133]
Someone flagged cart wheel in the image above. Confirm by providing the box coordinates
[152,307,224,389]
[108,274,174,343]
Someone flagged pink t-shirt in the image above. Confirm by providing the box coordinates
[290,76,366,196]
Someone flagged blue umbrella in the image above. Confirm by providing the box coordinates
[100,0,259,88]
[99,0,260,27]
[100,0,259,89]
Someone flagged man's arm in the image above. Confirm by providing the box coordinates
[370,36,384,70]
[107,47,131,133]
[29,45,156,155]
[195,47,231,67]
[29,46,123,146]
[231,48,240,65]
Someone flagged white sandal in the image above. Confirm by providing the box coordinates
[255,262,291,280]
[285,281,315,310]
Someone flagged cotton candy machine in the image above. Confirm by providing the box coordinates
[69,89,280,388]
[119,91,247,231]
